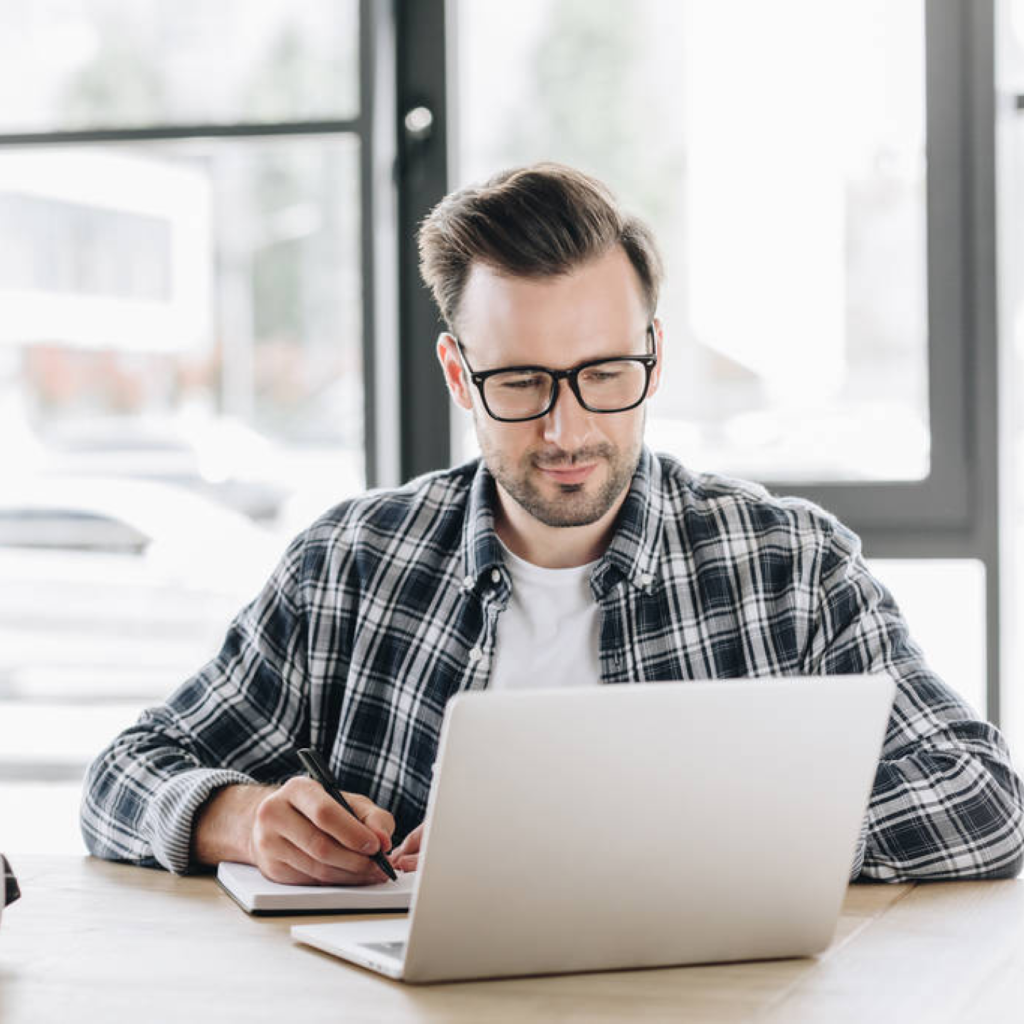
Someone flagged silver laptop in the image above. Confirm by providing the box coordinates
[292,675,894,983]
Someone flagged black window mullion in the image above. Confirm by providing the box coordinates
[359,0,395,488]
[395,0,452,481]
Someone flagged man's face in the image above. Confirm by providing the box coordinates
[438,246,662,529]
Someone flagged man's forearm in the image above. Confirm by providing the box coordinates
[191,783,272,867]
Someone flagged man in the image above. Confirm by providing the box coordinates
[82,163,1024,885]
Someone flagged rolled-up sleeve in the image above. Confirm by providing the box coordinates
[805,521,1024,882]
[80,534,312,874]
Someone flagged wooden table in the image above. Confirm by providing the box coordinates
[2,856,1023,1023]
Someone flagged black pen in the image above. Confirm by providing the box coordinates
[296,747,398,881]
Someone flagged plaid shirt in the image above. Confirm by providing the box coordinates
[81,449,1024,881]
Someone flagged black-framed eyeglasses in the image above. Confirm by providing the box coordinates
[456,324,658,423]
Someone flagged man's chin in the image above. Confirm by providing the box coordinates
[526,506,607,529]
[486,446,637,529]
[516,481,614,529]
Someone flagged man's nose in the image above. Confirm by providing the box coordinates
[541,379,593,451]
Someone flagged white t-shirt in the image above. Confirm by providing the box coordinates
[488,540,602,690]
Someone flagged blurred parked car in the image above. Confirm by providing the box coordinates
[0,476,287,701]
[37,415,291,522]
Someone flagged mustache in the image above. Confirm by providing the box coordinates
[530,444,614,469]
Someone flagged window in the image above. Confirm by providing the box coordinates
[0,0,382,855]
[454,0,929,486]
[0,0,1006,854]
[447,0,998,727]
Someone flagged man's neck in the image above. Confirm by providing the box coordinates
[493,484,629,569]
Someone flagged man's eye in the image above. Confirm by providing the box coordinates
[581,368,621,384]
[498,375,544,390]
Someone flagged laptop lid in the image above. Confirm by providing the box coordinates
[398,675,893,983]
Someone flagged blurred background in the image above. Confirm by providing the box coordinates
[0,0,1021,855]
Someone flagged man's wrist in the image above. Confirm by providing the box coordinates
[191,783,272,867]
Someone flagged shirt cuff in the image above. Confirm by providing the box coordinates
[141,767,256,875]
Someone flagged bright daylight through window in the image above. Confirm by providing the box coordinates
[0,0,363,853]
[452,0,991,722]
[454,0,929,484]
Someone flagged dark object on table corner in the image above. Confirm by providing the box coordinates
[3,853,21,908]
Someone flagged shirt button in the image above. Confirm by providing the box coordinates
[463,574,475,589]
[469,646,483,663]
[640,572,653,587]
[490,568,501,584]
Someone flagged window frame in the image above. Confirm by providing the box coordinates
[0,0,1005,728]
[399,0,1005,722]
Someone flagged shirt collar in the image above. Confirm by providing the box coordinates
[589,447,664,598]
[460,461,506,588]
[460,447,664,598]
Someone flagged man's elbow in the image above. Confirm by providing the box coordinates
[78,755,146,865]
[985,847,1024,879]
[969,768,1024,879]
[982,804,1024,878]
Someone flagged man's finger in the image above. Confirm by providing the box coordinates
[280,814,378,874]
[286,778,381,854]
[391,852,419,872]
[345,793,396,851]
[390,822,424,860]
[275,837,382,886]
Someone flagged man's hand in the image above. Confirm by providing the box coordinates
[388,822,425,872]
[192,780,395,885]
[251,778,395,884]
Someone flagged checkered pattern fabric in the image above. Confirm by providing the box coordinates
[81,450,1024,881]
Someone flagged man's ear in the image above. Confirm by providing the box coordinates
[648,317,665,399]
[436,333,474,411]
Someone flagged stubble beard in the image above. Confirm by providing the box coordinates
[480,433,643,529]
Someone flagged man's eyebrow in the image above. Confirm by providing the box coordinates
[462,327,652,367]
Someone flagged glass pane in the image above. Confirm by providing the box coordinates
[0,0,358,132]
[0,138,364,703]
[867,560,986,717]
[453,0,929,483]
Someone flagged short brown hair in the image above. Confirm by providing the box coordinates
[418,162,663,332]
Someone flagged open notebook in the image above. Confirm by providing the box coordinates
[216,861,415,915]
